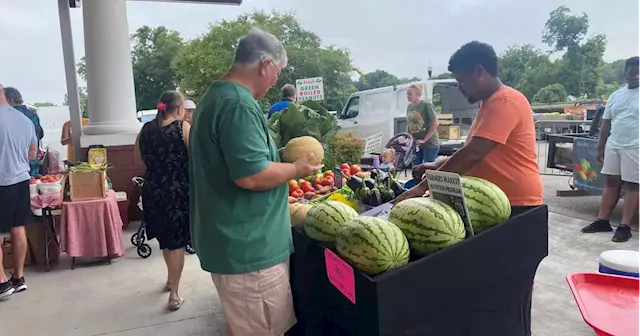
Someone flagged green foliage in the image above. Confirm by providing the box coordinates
[33,102,56,107]
[63,86,89,117]
[173,11,357,112]
[329,132,365,165]
[532,83,568,104]
[267,100,340,149]
[431,72,454,80]
[355,70,421,91]
[76,25,184,111]
[542,6,589,52]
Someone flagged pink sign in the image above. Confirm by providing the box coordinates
[324,248,356,304]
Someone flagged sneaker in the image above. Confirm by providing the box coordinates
[9,276,27,293]
[612,225,632,243]
[0,281,14,300]
[581,219,613,233]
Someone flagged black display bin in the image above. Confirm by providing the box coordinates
[288,205,549,336]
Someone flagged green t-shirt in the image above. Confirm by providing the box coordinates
[189,81,293,275]
[406,100,439,148]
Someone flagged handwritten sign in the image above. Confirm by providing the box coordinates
[364,132,384,154]
[296,77,324,102]
[425,170,474,236]
[324,248,356,304]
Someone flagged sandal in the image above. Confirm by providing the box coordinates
[168,296,185,311]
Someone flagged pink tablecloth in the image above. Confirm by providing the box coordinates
[31,193,63,210]
[59,190,125,258]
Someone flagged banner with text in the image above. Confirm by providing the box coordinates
[425,170,474,236]
[296,77,324,102]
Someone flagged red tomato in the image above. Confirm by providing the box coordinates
[300,181,315,193]
[323,171,334,178]
[29,179,37,185]
[291,189,304,198]
[350,164,362,175]
[341,168,351,178]
[289,183,299,194]
[322,176,334,186]
[340,163,350,171]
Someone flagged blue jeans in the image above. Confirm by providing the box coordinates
[413,146,440,166]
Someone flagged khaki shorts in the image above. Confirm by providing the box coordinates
[601,147,639,184]
[211,261,296,336]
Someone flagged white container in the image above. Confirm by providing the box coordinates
[115,191,128,201]
[29,183,38,197]
[598,250,639,278]
[38,182,62,195]
[32,209,42,216]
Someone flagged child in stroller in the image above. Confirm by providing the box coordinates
[131,177,195,258]
[383,133,416,174]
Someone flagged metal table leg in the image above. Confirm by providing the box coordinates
[43,208,50,272]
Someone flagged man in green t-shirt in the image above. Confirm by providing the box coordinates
[406,84,440,166]
[189,28,322,336]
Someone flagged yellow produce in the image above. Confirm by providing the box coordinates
[290,203,312,228]
[281,136,324,166]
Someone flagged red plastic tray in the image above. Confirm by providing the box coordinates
[566,272,639,336]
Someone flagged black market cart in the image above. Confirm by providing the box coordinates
[288,204,549,336]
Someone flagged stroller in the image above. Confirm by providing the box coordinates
[131,177,196,258]
[384,133,416,176]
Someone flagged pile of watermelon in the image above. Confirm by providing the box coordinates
[300,176,512,276]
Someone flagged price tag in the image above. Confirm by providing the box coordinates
[324,248,356,304]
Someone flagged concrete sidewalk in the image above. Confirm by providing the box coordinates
[0,212,637,336]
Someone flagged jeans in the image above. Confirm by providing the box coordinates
[412,146,440,166]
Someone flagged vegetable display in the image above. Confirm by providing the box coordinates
[460,176,511,233]
[304,201,358,245]
[347,168,405,207]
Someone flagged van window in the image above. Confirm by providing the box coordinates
[364,92,393,115]
[342,96,360,119]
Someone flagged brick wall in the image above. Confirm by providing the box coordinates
[80,145,145,221]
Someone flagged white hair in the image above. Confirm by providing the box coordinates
[232,27,288,69]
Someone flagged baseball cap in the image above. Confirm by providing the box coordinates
[184,100,196,109]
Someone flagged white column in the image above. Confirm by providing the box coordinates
[81,0,141,139]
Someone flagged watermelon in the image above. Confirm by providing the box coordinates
[388,197,465,256]
[305,201,358,244]
[335,217,410,276]
[461,176,511,233]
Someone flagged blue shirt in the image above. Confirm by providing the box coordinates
[0,105,38,186]
[268,99,293,118]
[603,86,639,149]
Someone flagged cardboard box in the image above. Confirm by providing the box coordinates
[437,114,453,126]
[289,206,549,336]
[438,125,460,140]
[2,238,34,270]
[69,169,107,201]
[25,219,60,266]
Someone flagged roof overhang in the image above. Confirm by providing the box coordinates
[129,0,242,4]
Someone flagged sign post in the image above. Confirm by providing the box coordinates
[296,77,324,102]
[424,170,474,236]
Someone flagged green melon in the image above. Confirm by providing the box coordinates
[305,200,358,244]
[388,197,465,256]
[461,176,511,233]
[335,216,410,276]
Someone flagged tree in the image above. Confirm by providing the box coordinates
[431,72,454,80]
[355,70,421,91]
[63,86,89,118]
[33,102,56,107]
[532,83,568,104]
[78,25,184,110]
[172,11,357,111]
[542,6,589,52]
[498,45,552,88]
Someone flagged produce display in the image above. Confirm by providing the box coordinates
[30,174,63,184]
[288,170,337,202]
[304,201,358,244]
[347,168,405,207]
[460,176,511,233]
[335,216,410,276]
[282,136,325,166]
[388,197,466,256]
[289,203,312,228]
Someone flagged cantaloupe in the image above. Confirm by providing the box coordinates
[290,203,311,228]
[282,136,324,165]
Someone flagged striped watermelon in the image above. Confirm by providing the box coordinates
[305,201,358,244]
[461,176,511,233]
[335,217,410,276]
[388,197,465,256]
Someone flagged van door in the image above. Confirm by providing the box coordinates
[338,95,361,132]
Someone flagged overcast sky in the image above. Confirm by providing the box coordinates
[0,0,638,104]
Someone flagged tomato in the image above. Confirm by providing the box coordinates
[29,179,37,185]
[291,189,304,198]
[350,164,362,175]
[322,176,334,186]
[340,163,350,171]
[298,179,307,185]
[289,183,299,194]
[323,171,334,178]
[300,181,315,193]
[341,168,351,178]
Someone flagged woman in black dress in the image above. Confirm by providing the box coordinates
[134,91,190,310]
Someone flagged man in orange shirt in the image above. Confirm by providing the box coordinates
[397,41,543,215]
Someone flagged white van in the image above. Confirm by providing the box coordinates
[337,79,480,155]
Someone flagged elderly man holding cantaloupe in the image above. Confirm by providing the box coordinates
[189,28,322,336]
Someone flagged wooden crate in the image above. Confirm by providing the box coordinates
[68,170,107,201]
[438,125,460,140]
[437,114,453,126]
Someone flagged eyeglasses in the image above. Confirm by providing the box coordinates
[267,59,281,77]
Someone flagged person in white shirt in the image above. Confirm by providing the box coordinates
[581,56,639,242]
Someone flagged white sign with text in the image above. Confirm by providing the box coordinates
[296,77,324,102]
[424,170,474,236]
[364,132,384,154]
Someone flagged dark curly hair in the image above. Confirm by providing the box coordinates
[625,56,639,71]
[448,41,499,77]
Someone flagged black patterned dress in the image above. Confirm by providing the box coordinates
[138,120,190,250]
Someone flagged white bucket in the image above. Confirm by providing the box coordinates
[598,250,639,278]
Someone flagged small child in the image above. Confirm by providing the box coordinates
[380,148,396,170]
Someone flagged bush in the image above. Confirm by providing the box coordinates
[329,132,365,165]
[532,83,568,104]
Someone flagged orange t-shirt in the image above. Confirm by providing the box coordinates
[464,86,543,206]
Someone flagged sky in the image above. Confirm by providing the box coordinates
[0,0,638,104]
